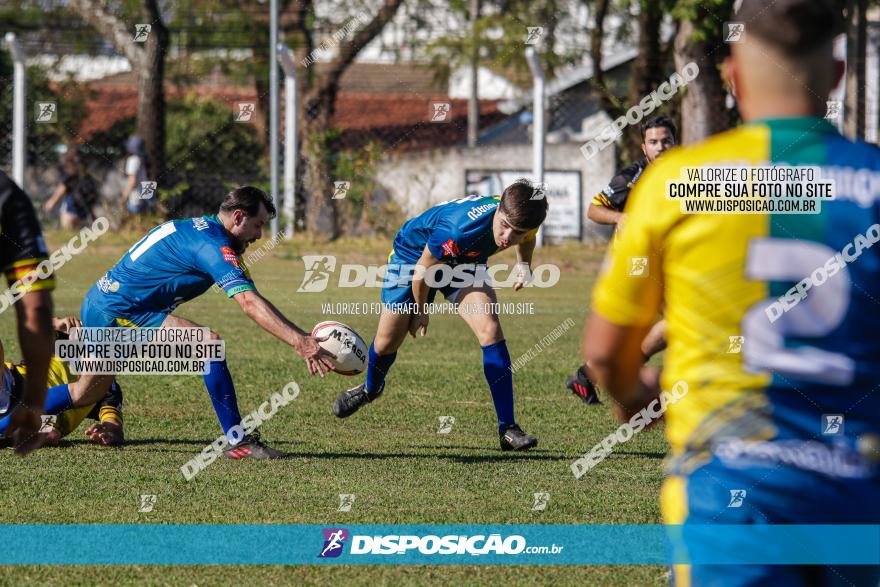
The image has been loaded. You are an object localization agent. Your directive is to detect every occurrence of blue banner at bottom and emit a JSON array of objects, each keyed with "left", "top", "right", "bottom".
[{"left": 0, "top": 525, "right": 877, "bottom": 565}]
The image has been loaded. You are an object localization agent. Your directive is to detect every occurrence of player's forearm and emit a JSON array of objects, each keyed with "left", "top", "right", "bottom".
[
  {"left": 16, "top": 291, "right": 54, "bottom": 409},
  {"left": 516, "top": 238, "right": 535, "bottom": 265},
  {"left": 593, "top": 363, "right": 661, "bottom": 423},
  {"left": 582, "top": 312, "right": 653, "bottom": 422},
  {"left": 411, "top": 273, "right": 431, "bottom": 313},
  {"left": 588, "top": 204, "right": 622, "bottom": 225},
  {"left": 240, "top": 292, "right": 308, "bottom": 349},
  {"left": 120, "top": 177, "right": 136, "bottom": 204},
  {"left": 45, "top": 187, "right": 65, "bottom": 209},
  {"left": 411, "top": 247, "right": 440, "bottom": 313}
]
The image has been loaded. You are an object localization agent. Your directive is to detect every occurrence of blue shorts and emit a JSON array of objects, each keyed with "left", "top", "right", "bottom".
[
  {"left": 81, "top": 285, "right": 168, "bottom": 328},
  {"left": 665, "top": 456, "right": 880, "bottom": 586},
  {"left": 380, "top": 250, "right": 465, "bottom": 311}
]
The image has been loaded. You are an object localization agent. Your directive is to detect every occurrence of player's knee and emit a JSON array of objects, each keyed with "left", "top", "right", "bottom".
[
  {"left": 208, "top": 330, "right": 221, "bottom": 341},
  {"left": 372, "top": 336, "right": 399, "bottom": 356},
  {"left": 473, "top": 319, "right": 503, "bottom": 346}
]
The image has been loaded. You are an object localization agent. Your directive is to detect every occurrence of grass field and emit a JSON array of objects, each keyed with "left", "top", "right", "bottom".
[{"left": 0, "top": 229, "right": 669, "bottom": 586}]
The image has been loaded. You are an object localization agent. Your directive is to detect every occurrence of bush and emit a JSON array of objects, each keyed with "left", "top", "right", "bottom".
[{"left": 83, "top": 92, "right": 266, "bottom": 218}]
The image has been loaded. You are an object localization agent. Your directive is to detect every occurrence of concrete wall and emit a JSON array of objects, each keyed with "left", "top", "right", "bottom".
[{"left": 376, "top": 140, "right": 616, "bottom": 242}]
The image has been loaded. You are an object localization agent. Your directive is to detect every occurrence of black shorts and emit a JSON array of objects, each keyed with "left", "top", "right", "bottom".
[{"left": 0, "top": 172, "right": 54, "bottom": 293}]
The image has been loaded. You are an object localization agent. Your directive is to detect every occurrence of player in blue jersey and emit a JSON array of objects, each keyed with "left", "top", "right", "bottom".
[
  {"left": 332, "top": 180, "right": 548, "bottom": 451},
  {"left": 30, "top": 187, "right": 334, "bottom": 459}
]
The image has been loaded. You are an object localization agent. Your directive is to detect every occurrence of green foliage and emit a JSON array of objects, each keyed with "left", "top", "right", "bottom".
[
  {"left": 671, "top": 0, "right": 736, "bottom": 43},
  {"left": 306, "top": 128, "right": 403, "bottom": 235},
  {"left": 82, "top": 93, "right": 265, "bottom": 213},
  {"left": 161, "top": 94, "right": 266, "bottom": 212},
  {"left": 426, "top": 0, "right": 582, "bottom": 88},
  {"left": 165, "top": 93, "right": 264, "bottom": 178},
  {"left": 333, "top": 140, "right": 404, "bottom": 235}
]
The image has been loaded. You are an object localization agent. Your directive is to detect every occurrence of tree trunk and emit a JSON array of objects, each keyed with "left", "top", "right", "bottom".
[
  {"left": 297, "top": 0, "right": 404, "bottom": 238},
  {"left": 673, "top": 18, "right": 729, "bottom": 144},
  {"left": 301, "top": 91, "right": 336, "bottom": 238},
  {"left": 845, "top": 0, "right": 867, "bottom": 139},
  {"left": 589, "top": 0, "right": 621, "bottom": 117},
  {"left": 627, "top": 0, "right": 663, "bottom": 160},
  {"left": 139, "top": 0, "right": 168, "bottom": 182}
]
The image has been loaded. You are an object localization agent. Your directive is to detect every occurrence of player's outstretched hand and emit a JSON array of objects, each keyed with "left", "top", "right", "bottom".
[
  {"left": 409, "top": 313, "right": 429, "bottom": 338},
  {"left": 6, "top": 406, "right": 48, "bottom": 456},
  {"left": 513, "top": 262, "right": 532, "bottom": 292},
  {"left": 297, "top": 335, "right": 336, "bottom": 377},
  {"left": 85, "top": 421, "right": 124, "bottom": 446}
]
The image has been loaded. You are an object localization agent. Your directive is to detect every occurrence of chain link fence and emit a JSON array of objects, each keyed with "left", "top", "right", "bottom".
[{"left": 1, "top": 22, "right": 742, "bottom": 239}]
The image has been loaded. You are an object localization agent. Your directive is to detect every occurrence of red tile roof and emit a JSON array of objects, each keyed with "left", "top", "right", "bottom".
[
  {"left": 74, "top": 83, "right": 502, "bottom": 151},
  {"left": 330, "top": 92, "right": 502, "bottom": 150}
]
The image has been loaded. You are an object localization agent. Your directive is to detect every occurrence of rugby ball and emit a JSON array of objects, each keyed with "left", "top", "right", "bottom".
[{"left": 311, "top": 321, "right": 368, "bottom": 376}]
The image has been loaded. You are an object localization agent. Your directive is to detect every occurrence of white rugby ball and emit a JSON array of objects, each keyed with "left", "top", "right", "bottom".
[{"left": 311, "top": 321, "right": 368, "bottom": 376}]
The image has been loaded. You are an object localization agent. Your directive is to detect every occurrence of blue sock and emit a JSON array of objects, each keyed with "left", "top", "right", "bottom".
[
  {"left": 365, "top": 341, "right": 396, "bottom": 396},
  {"left": 481, "top": 340, "right": 516, "bottom": 433},
  {"left": 203, "top": 359, "right": 243, "bottom": 437},
  {"left": 0, "top": 383, "right": 73, "bottom": 436}
]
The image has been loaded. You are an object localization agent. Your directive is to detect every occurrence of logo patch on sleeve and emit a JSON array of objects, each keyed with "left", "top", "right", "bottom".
[
  {"left": 441, "top": 239, "right": 460, "bottom": 257},
  {"left": 220, "top": 246, "right": 240, "bottom": 268}
]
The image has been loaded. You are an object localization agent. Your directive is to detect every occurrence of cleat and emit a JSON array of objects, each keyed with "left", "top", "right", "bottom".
[
  {"left": 499, "top": 424, "right": 538, "bottom": 451},
  {"left": 332, "top": 383, "right": 381, "bottom": 418},
  {"left": 223, "top": 431, "right": 287, "bottom": 460},
  {"left": 566, "top": 366, "right": 601, "bottom": 405}
]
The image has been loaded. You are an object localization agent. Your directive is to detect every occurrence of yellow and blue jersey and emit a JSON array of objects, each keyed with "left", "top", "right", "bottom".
[
  {"left": 593, "top": 117, "right": 880, "bottom": 562},
  {"left": 83, "top": 215, "right": 255, "bottom": 327},
  {"left": 595, "top": 117, "right": 880, "bottom": 457},
  {"left": 1, "top": 356, "right": 123, "bottom": 439}
]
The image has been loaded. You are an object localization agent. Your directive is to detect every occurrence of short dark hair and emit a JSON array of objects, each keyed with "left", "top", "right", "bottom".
[
  {"left": 499, "top": 179, "right": 548, "bottom": 230},
  {"left": 641, "top": 116, "right": 677, "bottom": 141},
  {"left": 736, "top": 0, "right": 843, "bottom": 56},
  {"left": 219, "top": 186, "right": 276, "bottom": 218}
]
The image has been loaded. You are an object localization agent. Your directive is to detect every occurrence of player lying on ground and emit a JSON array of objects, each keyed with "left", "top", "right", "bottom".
[
  {"left": 584, "top": 1, "right": 880, "bottom": 584},
  {"left": 26, "top": 187, "right": 334, "bottom": 459},
  {"left": 332, "top": 180, "right": 548, "bottom": 451},
  {"left": 567, "top": 116, "right": 675, "bottom": 405},
  {"left": 0, "top": 316, "right": 124, "bottom": 447}
]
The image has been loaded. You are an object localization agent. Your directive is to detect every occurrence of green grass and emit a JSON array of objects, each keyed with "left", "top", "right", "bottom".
[{"left": 0, "top": 231, "right": 668, "bottom": 586}]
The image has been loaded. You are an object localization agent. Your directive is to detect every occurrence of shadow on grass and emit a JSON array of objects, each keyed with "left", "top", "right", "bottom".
[
  {"left": 607, "top": 450, "right": 666, "bottom": 460},
  {"left": 52, "top": 439, "right": 663, "bottom": 462}
]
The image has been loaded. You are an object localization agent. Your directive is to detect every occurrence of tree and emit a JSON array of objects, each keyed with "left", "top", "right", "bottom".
[
  {"left": 671, "top": 0, "right": 735, "bottom": 144},
  {"left": 296, "top": 0, "right": 405, "bottom": 239},
  {"left": 67, "top": 0, "right": 169, "bottom": 181},
  {"left": 844, "top": 0, "right": 867, "bottom": 139},
  {"left": 166, "top": 0, "right": 312, "bottom": 156},
  {"left": 626, "top": 0, "right": 673, "bottom": 159}
]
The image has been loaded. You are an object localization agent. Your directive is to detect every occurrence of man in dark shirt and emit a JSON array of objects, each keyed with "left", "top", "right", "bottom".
[{"left": 568, "top": 117, "right": 676, "bottom": 404}]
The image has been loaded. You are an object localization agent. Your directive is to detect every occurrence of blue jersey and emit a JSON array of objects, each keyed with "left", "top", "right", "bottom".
[
  {"left": 392, "top": 195, "right": 502, "bottom": 265},
  {"left": 89, "top": 215, "right": 255, "bottom": 319}
]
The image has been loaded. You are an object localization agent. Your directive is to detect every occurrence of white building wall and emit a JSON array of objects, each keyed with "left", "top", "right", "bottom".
[{"left": 376, "top": 141, "right": 615, "bottom": 242}]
